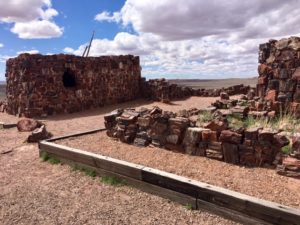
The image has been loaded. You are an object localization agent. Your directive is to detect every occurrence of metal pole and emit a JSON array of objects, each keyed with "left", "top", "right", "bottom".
[{"left": 86, "top": 31, "right": 95, "bottom": 57}]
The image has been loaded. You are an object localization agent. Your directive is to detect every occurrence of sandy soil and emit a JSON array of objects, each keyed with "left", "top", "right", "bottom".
[{"left": 0, "top": 96, "right": 240, "bottom": 225}]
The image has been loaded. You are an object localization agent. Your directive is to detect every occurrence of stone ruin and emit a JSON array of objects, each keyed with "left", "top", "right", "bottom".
[
  {"left": 257, "top": 36, "right": 300, "bottom": 116},
  {"left": 104, "top": 100, "right": 300, "bottom": 177},
  {"left": 140, "top": 78, "right": 250, "bottom": 102},
  {"left": 5, "top": 54, "right": 141, "bottom": 117},
  {"left": 4, "top": 53, "right": 250, "bottom": 117},
  {"left": 103, "top": 36, "right": 300, "bottom": 178}
]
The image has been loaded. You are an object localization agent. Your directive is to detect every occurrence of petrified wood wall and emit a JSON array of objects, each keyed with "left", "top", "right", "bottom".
[
  {"left": 257, "top": 36, "right": 300, "bottom": 114},
  {"left": 6, "top": 54, "right": 141, "bottom": 117}
]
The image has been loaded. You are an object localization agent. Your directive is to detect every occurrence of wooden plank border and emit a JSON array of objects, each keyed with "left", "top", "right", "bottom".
[
  {"left": 45, "top": 128, "right": 106, "bottom": 142},
  {"left": 39, "top": 130, "right": 300, "bottom": 225},
  {"left": 0, "top": 122, "right": 17, "bottom": 129}
]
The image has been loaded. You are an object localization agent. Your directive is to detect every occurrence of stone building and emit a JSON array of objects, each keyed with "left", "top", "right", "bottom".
[{"left": 5, "top": 54, "right": 141, "bottom": 117}]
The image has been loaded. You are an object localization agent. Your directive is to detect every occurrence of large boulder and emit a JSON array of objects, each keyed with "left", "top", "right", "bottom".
[{"left": 17, "top": 119, "right": 43, "bottom": 132}]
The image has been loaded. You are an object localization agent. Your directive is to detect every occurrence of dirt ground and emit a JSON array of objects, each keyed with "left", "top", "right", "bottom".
[
  {"left": 0, "top": 97, "right": 242, "bottom": 225},
  {"left": 57, "top": 131, "right": 300, "bottom": 209}
]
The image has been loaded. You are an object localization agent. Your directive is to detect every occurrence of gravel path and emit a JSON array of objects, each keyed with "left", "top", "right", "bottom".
[
  {"left": 57, "top": 131, "right": 300, "bottom": 209},
  {"left": 0, "top": 97, "right": 240, "bottom": 225}
]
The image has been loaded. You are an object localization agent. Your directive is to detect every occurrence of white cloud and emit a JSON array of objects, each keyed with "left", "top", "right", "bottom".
[
  {"left": 95, "top": 11, "right": 121, "bottom": 23},
  {"left": 41, "top": 8, "right": 59, "bottom": 20},
  {"left": 117, "top": 0, "right": 299, "bottom": 41},
  {"left": 17, "top": 50, "right": 39, "bottom": 55},
  {"left": 70, "top": 0, "right": 300, "bottom": 79},
  {"left": 11, "top": 20, "right": 63, "bottom": 39},
  {"left": 0, "top": 49, "right": 40, "bottom": 64},
  {"left": 0, "top": 43, "right": 3, "bottom": 48},
  {"left": 0, "top": 54, "right": 13, "bottom": 63},
  {"left": 63, "top": 47, "right": 75, "bottom": 54},
  {"left": 0, "top": 0, "right": 63, "bottom": 39}
]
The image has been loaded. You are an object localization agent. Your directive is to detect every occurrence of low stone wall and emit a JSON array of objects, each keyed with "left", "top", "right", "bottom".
[
  {"left": 257, "top": 36, "right": 300, "bottom": 115},
  {"left": 140, "top": 78, "right": 251, "bottom": 102},
  {"left": 104, "top": 105, "right": 300, "bottom": 174},
  {"left": 6, "top": 54, "right": 141, "bottom": 117}
]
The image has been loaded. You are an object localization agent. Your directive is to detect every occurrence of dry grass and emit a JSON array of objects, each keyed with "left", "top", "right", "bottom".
[{"left": 245, "top": 113, "right": 300, "bottom": 134}]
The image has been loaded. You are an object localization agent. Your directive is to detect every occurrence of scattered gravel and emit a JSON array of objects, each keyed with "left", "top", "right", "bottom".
[
  {"left": 0, "top": 97, "right": 242, "bottom": 225},
  {"left": 57, "top": 131, "right": 300, "bottom": 209}
]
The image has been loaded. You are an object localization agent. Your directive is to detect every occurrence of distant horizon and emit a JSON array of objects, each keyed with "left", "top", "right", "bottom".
[{"left": 0, "top": 76, "right": 258, "bottom": 84}]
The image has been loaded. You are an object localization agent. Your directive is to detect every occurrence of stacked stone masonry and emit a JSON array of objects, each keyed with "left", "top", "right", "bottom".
[
  {"left": 141, "top": 78, "right": 250, "bottom": 102},
  {"left": 257, "top": 36, "right": 300, "bottom": 116},
  {"left": 104, "top": 105, "right": 300, "bottom": 176},
  {"left": 5, "top": 53, "right": 251, "bottom": 117},
  {"left": 5, "top": 54, "right": 141, "bottom": 117}
]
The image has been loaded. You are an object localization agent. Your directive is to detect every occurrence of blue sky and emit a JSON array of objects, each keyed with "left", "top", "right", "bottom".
[
  {"left": 1, "top": 0, "right": 300, "bottom": 81},
  {"left": 0, "top": 0, "right": 125, "bottom": 80}
]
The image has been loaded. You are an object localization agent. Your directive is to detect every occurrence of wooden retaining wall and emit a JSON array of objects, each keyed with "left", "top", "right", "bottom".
[{"left": 39, "top": 129, "right": 300, "bottom": 225}]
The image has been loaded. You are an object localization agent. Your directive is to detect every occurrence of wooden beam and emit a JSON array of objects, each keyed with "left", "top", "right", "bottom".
[
  {"left": 0, "top": 122, "right": 17, "bottom": 129},
  {"left": 44, "top": 128, "right": 105, "bottom": 142}
]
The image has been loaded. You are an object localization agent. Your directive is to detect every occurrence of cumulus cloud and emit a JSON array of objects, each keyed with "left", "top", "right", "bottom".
[
  {"left": 94, "top": 11, "right": 121, "bottom": 23},
  {"left": 63, "top": 47, "right": 75, "bottom": 54},
  {"left": 0, "top": 0, "right": 63, "bottom": 39},
  {"left": 0, "top": 49, "right": 39, "bottom": 64},
  {"left": 117, "top": 0, "right": 299, "bottom": 41},
  {"left": 11, "top": 20, "right": 63, "bottom": 39},
  {"left": 70, "top": 0, "right": 300, "bottom": 79},
  {"left": 0, "top": 43, "right": 3, "bottom": 48}
]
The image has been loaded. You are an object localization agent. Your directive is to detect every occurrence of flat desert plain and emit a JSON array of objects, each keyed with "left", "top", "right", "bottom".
[{"left": 168, "top": 77, "right": 257, "bottom": 89}]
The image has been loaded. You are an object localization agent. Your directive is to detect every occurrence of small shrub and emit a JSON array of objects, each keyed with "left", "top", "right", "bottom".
[
  {"left": 197, "top": 111, "right": 214, "bottom": 125},
  {"left": 48, "top": 157, "right": 61, "bottom": 165},
  {"left": 282, "top": 145, "right": 292, "bottom": 154},
  {"left": 41, "top": 152, "right": 60, "bottom": 164},
  {"left": 72, "top": 165, "right": 97, "bottom": 178},
  {"left": 228, "top": 116, "right": 244, "bottom": 130},
  {"left": 184, "top": 203, "right": 194, "bottom": 210},
  {"left": 41, "top": 152, "right": 49, "bottom": 162},
  {"left": 101, "top": 176, "right": 126, "bottom": 186}
]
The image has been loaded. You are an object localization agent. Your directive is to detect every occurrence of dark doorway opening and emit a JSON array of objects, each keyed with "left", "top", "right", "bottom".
[{"left": 63, "top": 69, "right": 76, "bottom": 88}]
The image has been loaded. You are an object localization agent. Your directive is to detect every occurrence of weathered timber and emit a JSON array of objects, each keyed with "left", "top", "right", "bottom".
[{"left": 0, "top": 122, "right": 17, "bottom": 129}]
